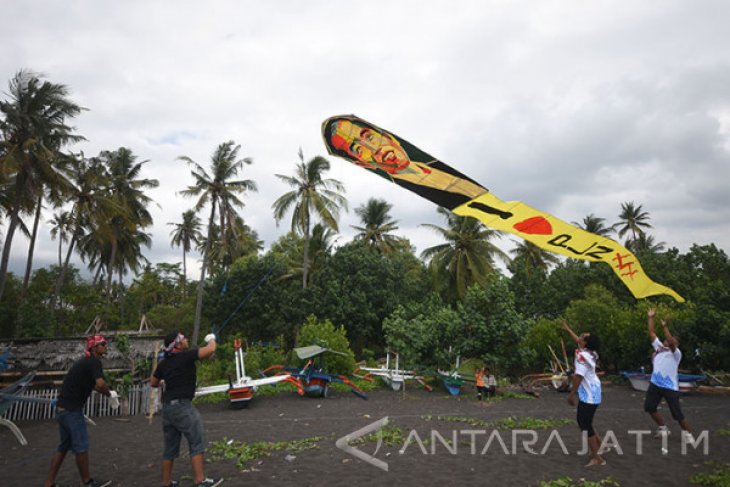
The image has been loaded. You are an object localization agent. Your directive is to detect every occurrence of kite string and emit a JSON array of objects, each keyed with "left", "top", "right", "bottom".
[{"left": 212, "top": 266, "right": 275, "bottom": 337}]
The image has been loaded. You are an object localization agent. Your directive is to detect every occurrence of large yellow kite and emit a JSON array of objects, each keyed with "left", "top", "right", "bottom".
[{"left": 322, "top": 115, "right": 684, "bottom": 303}]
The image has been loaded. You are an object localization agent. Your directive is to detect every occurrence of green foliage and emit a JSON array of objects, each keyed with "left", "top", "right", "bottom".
[
  {"left": 196, "top": 336, "right": 287, "bottom": 387},
  {"left": 145, "top": 302, "right": 196, "bottom": 336},
  {"left": 203, "top": 253, "right": 306, "bottom": 347},
  {"left": 690, "top": 461, "right": 730, "bottom": 487},
  {"left": 208, "top": 435, "right": 324, "bottom": 470},
  {"left": 383, "top": 278, "right": 530, "bottom": 373},
  {"left": 454, "top": 279, "right": 532, "bottom": 371},
  {"left": 297, "top": 315, "right": 356, "bottom": 374},
  {"left": 309, "top": 241, "right": 430, "bottom": 353},
  {"left": 382, "top": 294, "right": 457, "bottom": 369},
  {"left": 523, "top": 317, "right": 565, "bottom": 370},
  {"left": 540, "top": 476, "right": 621, "bottom": 487},
  {"left": 330, "top": 377, "right": 382, "bottom": 393}
]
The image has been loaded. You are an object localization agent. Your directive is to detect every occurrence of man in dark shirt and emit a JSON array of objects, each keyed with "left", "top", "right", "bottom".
[
  {"left": 44, "top": 335, "right": 114, "bottom": 487},
  {"left": 151, "top": 331, "right": 220, "bottom": 487}
]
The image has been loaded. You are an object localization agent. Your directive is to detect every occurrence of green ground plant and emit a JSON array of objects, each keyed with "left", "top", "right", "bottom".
[
  {"left": 539, "top": 476, "right": 620, "bottom": 487},
  {"left": 426, "top": 415, "right": 572, "bottom": 430},
  {"left": 690, "top": 461, "right": 730, "bottom": 487},
  {"left": 208, "top": 436, "right": 324, "bottom": 470}
]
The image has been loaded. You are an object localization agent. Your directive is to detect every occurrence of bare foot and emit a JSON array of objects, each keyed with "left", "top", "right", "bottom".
[{"left": 585, "top": 457, "right": 606, "bottom": 467}]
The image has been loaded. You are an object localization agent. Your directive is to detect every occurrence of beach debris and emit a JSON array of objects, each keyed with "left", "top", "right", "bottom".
[{"left": 285, "top": 454, "right": 297, "bottom": 462}]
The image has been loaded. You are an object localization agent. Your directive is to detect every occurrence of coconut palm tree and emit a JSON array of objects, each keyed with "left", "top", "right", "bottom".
[
  {"left": 49, "top": 211, "right": 72, "bottom": 267},
  {"left": 352, "top": 198, "right": 405, "bottom": 254},
  {"left": 627, "top": 233, "right": 666, "bottom": 254},
  {"left": 99, "top": 147, "right": 158, "bottom": 293},
  {"left": 169, "top": 209, "right": 202, "bottom": 300},
  {"left": 615, "top": 202, "right": 652, "bottom": 242},
  {"left": 179, "top": 141, "right": 257, "bottom": 343},
  {"left": 196, "top": 215, "right": 262, "bottom": 277},
  {"left": 509, "top": 240, "right": 560, "bottom": 276},
  {"left": 0, "top": 70, "right": 85, "bottom": 302},
  {"left": 53, "top": 154, "right": 117, "bottom": 309},
  {"left": 272, "top": 148, "right": 347, "bottom": 288},
  {"left": 572, "top": 214, "right": 614, "bottom": 237},
  {"left": 421, "top": 207, "right": 510, "bottom": 300},
  {"left": 271, "top": 224, "right": 338, "bottom": 284}
]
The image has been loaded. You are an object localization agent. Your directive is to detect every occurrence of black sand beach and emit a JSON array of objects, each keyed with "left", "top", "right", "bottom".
[{"left": 2, "top": 385, "right": 728, "bottom": 486}]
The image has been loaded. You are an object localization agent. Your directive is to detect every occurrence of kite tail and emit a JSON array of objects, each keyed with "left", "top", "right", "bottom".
[{"left": 453, "top": 192, "right": 684, "bottom": 303}]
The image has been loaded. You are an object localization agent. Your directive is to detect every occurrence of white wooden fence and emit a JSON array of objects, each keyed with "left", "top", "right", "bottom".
[{"left": 1, "top": 385, "right": 160, "bottom": 421}]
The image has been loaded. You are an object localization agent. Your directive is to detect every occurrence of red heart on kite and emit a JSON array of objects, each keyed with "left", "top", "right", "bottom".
[{"left": 513, "top": 216, "right": 552, "bottom": 235}]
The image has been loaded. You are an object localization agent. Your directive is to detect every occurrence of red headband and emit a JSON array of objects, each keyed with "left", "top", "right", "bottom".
[{"left": 85, "top": 335, "right": 107, "bottom": 357}]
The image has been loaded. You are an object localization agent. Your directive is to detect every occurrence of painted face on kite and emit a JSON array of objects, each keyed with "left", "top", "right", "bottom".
[{"left": 332, "top": 120, "right": 410, "bottom": 174}]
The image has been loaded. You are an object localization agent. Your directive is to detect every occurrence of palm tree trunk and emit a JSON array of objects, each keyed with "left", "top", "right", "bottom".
[
  {"left": 54, "top": 230, "right": 78, "bottom": 309},
  {"left": 192, "top": 202, "right": 216, "bottom": 344},
  {"left": 20, "top": 193, "right": 44, "bottom": 302},
  {"left": 58, "top": 231, "right": 63, "bottom": 268},
  {"left": 182, "top": 247, "right": 187, "bottom": 301},
  {"left": 93, "top": 265, "right": 103, "bottom": 286},
  {"left": 107, "top": 240, "right": 118, "bottom": 301},
  {"left": 118, "top": 269, "right": 125, "bottom": 323},
  {"left": 0, "top": 211, "right": 21, "bottom": 304},
  {"left": 301, "top": 218, "right": 310, "bottom": 289}
]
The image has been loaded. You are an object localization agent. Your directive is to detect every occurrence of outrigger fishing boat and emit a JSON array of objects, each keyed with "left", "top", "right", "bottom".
[
  {"left": 196, "top": 339, "right": 298, "bottom": 408},
  {"left": 264, "top": 345, "right": 367, "bottom": 399},
  {"left": 1, "top": 371, "right": 57, "bottom": 444},
  {"left": 620, "top": 371, "right": 705, "bottom": 393},
  {"left": 354, "top": 351, "right": 432, "bottom": 392},
  {"left": 437, "top": 356, "right": 471, "bottom": 396}
]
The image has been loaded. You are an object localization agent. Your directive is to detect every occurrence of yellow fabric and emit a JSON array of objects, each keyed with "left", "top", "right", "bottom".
[{"left": 453, "top": 192, "right": 684, "bottom": 302}]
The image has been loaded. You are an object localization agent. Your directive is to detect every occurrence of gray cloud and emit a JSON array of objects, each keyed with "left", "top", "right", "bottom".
[{"left": 3, "top": 0, "right": 729, "bottom": 281}]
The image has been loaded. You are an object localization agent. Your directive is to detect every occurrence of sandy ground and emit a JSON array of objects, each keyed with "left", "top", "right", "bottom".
[{"left": 1, "top": 384, "right": 728, "bottom": 486}]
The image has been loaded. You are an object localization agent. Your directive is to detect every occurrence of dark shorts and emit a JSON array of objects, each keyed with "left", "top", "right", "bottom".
[
  {"left": 477, "top": 386, "right": 496, "bottom": 396},
  {"left": 644, "top": 382, "right": 684, "bottom": 421},
  {"left": 162, "top": 399, "right": 206, "bottom": 460},
  {"left": 577, "top": 401, "right": 599, "bottom": 437},
  {"left": 57, "top": 409, "right": 89, "bottom": 454}
]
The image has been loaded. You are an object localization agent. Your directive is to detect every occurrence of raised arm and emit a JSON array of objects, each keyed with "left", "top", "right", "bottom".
[
  {"left": 661, "top": 317, "right": 678, "bottom": 352},
  {"left": 560, "top": 320, "right": 581, "bottom": 346},
  {"left": 198, "top": 334, "right": 217, "bottom": 360},
  {"left": 647, "top": 308, "right": 658, "bottom": 342}
]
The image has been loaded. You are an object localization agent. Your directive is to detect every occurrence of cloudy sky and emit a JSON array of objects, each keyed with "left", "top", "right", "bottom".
[{"left": 2, "top": 0, "right": 729, "bottom": 279}]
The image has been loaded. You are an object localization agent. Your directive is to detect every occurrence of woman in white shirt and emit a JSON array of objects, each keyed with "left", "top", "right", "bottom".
[{"left": 561, "top": 320, "right": 606, "bottom": 467}]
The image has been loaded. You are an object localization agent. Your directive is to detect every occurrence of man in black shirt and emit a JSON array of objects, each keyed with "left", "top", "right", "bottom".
[
  {"left": 151, "top": 331, "right": 220, "bottom": 487},
  {"left": 44, "top": 335, "right": 114, "bottom": 487}
]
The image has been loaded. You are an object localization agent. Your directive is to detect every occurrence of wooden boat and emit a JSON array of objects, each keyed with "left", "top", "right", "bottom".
[
  {"left": 355, "top": 351, "right": 431, "bottom": 392},
  {"left": 196, "top": 339, "right": 297, "bottom": 408},
  {"left": 621, "top": 371, "right": 705, "bottom": 393}
]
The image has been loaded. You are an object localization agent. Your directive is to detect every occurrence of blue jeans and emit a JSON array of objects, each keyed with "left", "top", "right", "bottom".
[
  {"left": 162, "top": 399, "right": 206, "bottom": 460},
  {"left": 57, "top": 409, "right": 89, "bottom": 454}
]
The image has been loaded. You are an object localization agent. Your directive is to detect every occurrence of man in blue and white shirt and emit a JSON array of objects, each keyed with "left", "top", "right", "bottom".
[{"left": 644, "top": 308, "right": 693, "bottom": 441}]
